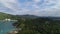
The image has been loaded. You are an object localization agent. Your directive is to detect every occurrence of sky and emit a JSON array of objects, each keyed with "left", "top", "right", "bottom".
[{"left": 0, "top": 0, "right": 60, "bottom": 17}]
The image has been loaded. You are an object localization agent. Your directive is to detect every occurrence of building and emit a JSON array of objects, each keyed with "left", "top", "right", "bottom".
[{"left": 4, "top": 18, "right": 11, "bottom": 21}]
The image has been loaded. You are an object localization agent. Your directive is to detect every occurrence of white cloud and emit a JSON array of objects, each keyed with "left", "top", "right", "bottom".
[
  {"left": 33, "top": 0, "right": 40, "bottom": 3},
  {"left": 0, "top": 0, "right": 60, "bottom": 16}
]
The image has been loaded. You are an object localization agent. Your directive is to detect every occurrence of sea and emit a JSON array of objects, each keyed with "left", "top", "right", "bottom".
[{"left": 0, "top": 21, "right": 16, "bottom": 34}]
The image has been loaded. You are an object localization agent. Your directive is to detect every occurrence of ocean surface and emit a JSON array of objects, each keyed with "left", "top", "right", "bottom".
[{"left": 0, "top": 21, "right": 16, "bottom": 34}]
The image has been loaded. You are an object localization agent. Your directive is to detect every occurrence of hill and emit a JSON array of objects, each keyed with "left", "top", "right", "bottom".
[
  {"left": 0, "top": 12, "right": 39, "bottom": 20},
  {"left": 16, "top": 15, "right": 39, "bottom": 19},
  {"left": 1, "top": 12, "right": 60, "bottom": 34},
  {"left": 0, "top": 12, "right": 60, "bottom": 20},
  {"left": 0, "top": 12, "right": 13, "bottom": 20}
]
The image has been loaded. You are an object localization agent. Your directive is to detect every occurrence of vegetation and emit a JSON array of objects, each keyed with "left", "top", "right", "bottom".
[
  {"left": 14, "top": 17, "right": 60, "bottom": 34},
  {"left": 0, "top": 12, "right": 60, "bottom": 34}
]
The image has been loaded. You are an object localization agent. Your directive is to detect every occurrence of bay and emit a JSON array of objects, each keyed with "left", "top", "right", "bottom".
[{"left": 0, "top": 21, "right": 16, "bottom": 34}]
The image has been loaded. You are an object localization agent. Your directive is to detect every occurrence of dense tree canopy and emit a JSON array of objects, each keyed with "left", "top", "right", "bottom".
[{"left": 13, "top": 17, "right": 60, "bottom": 34}]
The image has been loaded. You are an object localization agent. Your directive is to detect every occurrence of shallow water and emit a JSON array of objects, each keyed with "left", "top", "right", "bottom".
[{"left": 0, "top": 21, "right": 16, "bottom": 34}]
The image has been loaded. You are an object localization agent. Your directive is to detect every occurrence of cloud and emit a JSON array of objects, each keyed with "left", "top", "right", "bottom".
[
  {"left": 0, "top": 0, "right": 60, "bottom": 17},
  {"left": 33, "top": 0, "right": 41, "bottom": 3}
]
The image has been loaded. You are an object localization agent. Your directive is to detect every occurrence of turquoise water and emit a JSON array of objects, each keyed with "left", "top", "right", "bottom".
[{"left": 0, "top": 21, "right": 16, "bottom": 34}]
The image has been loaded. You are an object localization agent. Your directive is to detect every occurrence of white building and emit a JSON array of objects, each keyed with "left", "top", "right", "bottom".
[{"left": 4, "top": 18, "right": 11, "bottom": 21}]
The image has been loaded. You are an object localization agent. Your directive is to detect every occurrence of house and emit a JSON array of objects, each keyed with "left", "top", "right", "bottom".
[{"left": 4, "top": 18, "right": 11, "bottom": 21}]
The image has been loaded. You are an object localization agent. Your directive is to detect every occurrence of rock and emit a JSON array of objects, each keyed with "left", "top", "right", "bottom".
[{"left": 7, "top": 30, "right": 18, "bottom": 34}]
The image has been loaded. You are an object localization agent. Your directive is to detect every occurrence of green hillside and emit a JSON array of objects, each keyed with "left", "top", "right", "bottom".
[
  {"left": 16, "top": 15, "right": 38, "bottom": 19},
  {"left": 1, "top": 12, "right": 60, "bottom": 34},
  {"left": 0, "top": 12, "right": 13, "bottom": 20},
  {"left": 0, "top": 12, "right": 38, "bottom": 20}
]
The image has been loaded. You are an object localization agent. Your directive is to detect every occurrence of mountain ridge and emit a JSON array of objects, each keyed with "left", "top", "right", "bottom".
[{"left": 0, "top": 12, "right": 60, "bottom": 20}]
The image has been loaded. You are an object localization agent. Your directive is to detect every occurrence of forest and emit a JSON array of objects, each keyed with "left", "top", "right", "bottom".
[
  {"left": 13, "top": 17, "right": 60, "bottom": 34},
  {"left": 0, "top": 12, "right": 60, "bottom": 34}
]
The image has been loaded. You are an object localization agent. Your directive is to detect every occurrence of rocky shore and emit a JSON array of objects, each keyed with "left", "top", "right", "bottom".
[
  {"left": 7, "top": 28, "right": 22, "bottom": 34},
  {"left": 6, "top": 30, "right": 18, "bottom": 34}
]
